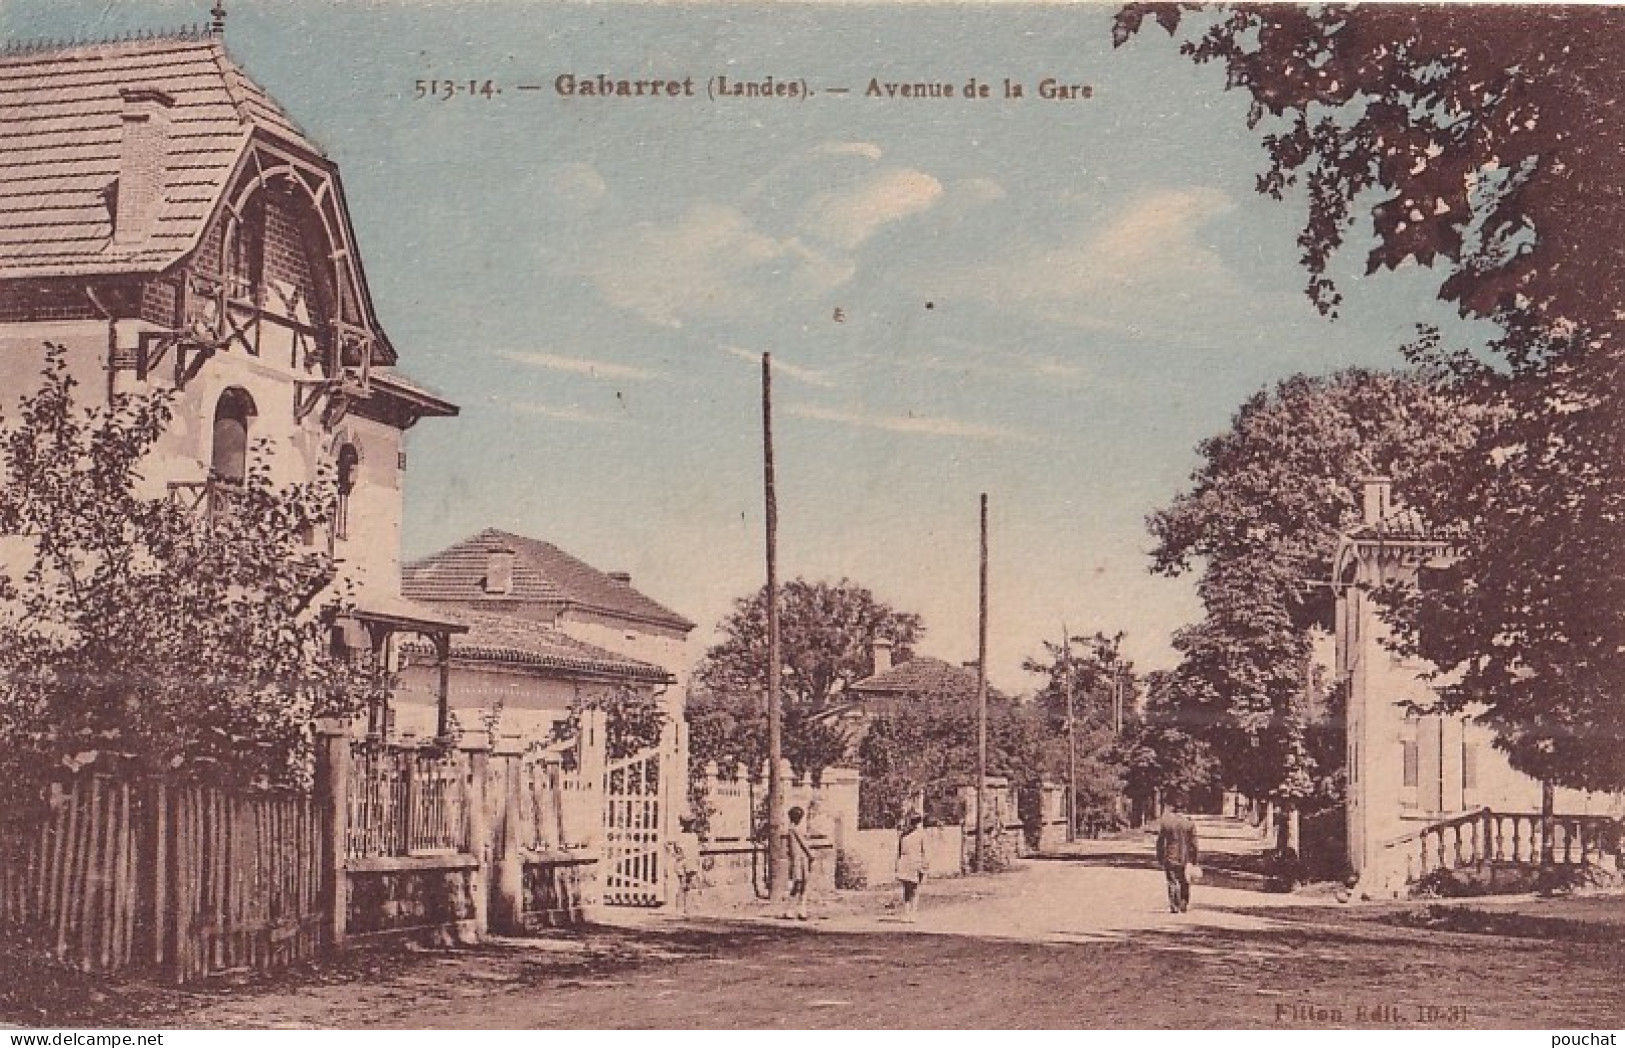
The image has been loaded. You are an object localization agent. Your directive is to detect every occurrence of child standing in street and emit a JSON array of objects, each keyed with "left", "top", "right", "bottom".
[
  {"left": 895, "top": 813, "right": 928, "bottom": 922},
  {"left": 783, "top": 805, "right": 815, "bottom": 920}
]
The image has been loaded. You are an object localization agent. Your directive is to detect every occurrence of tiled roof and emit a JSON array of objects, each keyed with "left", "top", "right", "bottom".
[
  {"left": 402, "top": 528, "right": 696, "bottom": 633},
  {"left": 851, "top": 656, "right": 1003, "bottom": 702},
  {"left": 1346, "top": 505, "right": 1453, "bottom": 543},
  {"left": 0, "top": 33, "right": 321, "bottom": 281},
  {"left": 400, "top": 609, "right": 671, "bottom": 682},
  {"left": 370, "top": 368, "right": 459, "bottom": 418}
]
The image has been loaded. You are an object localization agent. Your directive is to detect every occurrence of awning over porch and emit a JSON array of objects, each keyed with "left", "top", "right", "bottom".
[{"left": 344, "top": 593, "right": 469, "bottom": 740}]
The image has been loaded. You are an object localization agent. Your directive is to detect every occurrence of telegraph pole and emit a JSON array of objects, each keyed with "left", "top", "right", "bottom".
[
  {"left": 1111, "top": 664, "right": 1123, "bottom": 736},
  {"left": 975, "top": 493, "right": 989, "bottom": 873},
  {"left": 762, "top": 354, "right": 785, "bottom": 902},
  {"left": 1062, "top": 625, "right": 1076, "bottom": 843}
]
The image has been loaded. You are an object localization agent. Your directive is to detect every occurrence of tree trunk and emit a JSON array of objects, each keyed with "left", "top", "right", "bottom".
[{"left": 1540, "top": 778, "right": 1556, "bottom": 894}]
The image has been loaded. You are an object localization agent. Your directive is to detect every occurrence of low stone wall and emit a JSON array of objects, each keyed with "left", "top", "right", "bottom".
[
  {"left": 684, "top": 837, "right": 836, "bottom": 908},
  {"left": 518, "top": 852, "right": 598, "bottom": 929},
  {"left": 839, "top": 826, "right": 965, "bottom": 888},
  {"left": 345, "top": 856, "right": 481, "bottom": 942},
  {"left": 1032, "top": 818, "right": 1068, "bottom": 852}
]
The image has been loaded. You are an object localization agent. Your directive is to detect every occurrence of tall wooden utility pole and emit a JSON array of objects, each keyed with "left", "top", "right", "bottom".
[
  {"left": 1062, "top": 625, "right": 1076, "bottom": 843},
  {"left": 762, "top": 353, "right": 785, "bottom": 902},
  {"left": 975, "top": 493, "right": 989, "bottom": 873}
]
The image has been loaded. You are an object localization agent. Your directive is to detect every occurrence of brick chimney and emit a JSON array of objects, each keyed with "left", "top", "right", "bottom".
[
  {"left": 483, "top": 548, "right": 516, "bottom": 595},
  {"left": 114, "top": 87, "right": 175, "bottom": 246},
  {"left": 1360, "top": 476, "right": 1393, "bottom": 525},
  {"left": 871, "top": 638, "right": 894, "bottom": 675}
]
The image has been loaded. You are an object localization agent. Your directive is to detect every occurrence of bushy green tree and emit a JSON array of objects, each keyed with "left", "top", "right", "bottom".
[
  {"left": 694, "top": 578, "right": 924, "bottom": 712},
  {"left": 685, "top": 687, "right": 850, "bottom": 781},
  {"left": 1022, "top": 631, "right": 1135, "bottom": 822},
  {"left": 856, "top": 697, "right": 1052, "bottom": 830},
  {"left": 1146, "top": 368, "right": 1477, "bottom": 842},
  {"left": 0, "top": 347, "right": 382, "bottom": 808},
  {"left": 1117, "top": 4, "right": 1625, "bottom": 825}
]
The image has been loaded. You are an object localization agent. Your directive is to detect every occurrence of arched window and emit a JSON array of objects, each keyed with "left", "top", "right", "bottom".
[
  {"left": 335, "top": 443, "right": 360, "bottom": 540},
  {"left": 211, "top": 388, "right": 257, "bottom": 484}
]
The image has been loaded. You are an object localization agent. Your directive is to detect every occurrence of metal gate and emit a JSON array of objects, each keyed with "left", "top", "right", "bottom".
[{"left": 602, "top": 746, "right": 665, "bottom": 906}]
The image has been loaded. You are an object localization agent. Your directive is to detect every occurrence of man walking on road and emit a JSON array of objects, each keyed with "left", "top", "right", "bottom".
[{"left": 1156, "top": 800, "right": 1199, "bottom": 914}]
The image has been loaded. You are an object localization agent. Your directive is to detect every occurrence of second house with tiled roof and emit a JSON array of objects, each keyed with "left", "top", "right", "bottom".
[{"left": 397, "top": 528, "right": 695, "bottom": 742}]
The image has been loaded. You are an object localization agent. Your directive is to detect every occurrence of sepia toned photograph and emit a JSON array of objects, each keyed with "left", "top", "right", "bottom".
[{"left": 0, "top": 0, "right": 1622, "bottom": 1032}]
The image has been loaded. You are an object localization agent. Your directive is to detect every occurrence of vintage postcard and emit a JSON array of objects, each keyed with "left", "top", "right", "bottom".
[{"left": 0, "top": 0, "right": 1621, "bottom": 1034}]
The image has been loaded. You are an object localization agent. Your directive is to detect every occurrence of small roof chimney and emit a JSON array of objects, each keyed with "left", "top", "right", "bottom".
[
  {"left": 114, "top": 87, "right": 174, "bottom": 246},
  {"left": 607, "top": 571, "right": 632, "bottom": 585},
  {"left": 483, "top": 547, "right": 516, "bottom": 595},
  {"left": 1359, "top": 476, "right": 1393, "bottom": 525},
  {"left": 871, "top": 638, "right": 894, "bottom": 675}
]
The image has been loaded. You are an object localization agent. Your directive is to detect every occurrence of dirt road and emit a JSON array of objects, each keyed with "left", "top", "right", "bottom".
[{"left": 132, "top": 827, "right": 1624, "bottom": 1030}]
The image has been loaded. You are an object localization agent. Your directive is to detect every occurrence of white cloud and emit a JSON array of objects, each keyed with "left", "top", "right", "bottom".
[
  {"left": 813, "top": 141, "right": 883, "bottom": 161},
  {"left": 917, "top": 187, "right": 1240, "bottom": 331},
  {"left": 578, "top": 203, "right": 852, "bottom": 328},
  {"left": 491, "top": 396, "right": 618, "bottom": 425},
  {"left": 1090, "top": 187, "right": 1234, "bottom": 275},
  {"left": 954, "top": 177, "right": 1007, "bottom": 204},
  {"left": 801, "top": 167, "right": 944, "bottom": 249},
  {"left": 787, "top": 402, "right": 1036, "bottom": 443},
  {"left": 551, "top": 162, "right": 609, "bottom": 205},
  {"left": 724, "top": 346, "right": 836, "bottom": 388},
  {"left": 497, "top": 350, "right": 657, "bottom": 382}
]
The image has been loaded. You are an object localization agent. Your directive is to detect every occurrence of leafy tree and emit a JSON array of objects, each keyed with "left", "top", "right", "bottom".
[
  {"left": 1021, "top": 631, "right": 1136, "bottom": 822},
  {"left": 1116, "top": 6, "right": 1625, "bottom": 814},
  {"left": 684, "top": 687, "right": 850, "bottom": 781},
  {"left": 694, "top": 578, "right": 924, "bottom": 712},
  {"left": 1146, "top": 368, "right": 1478, "bottom": 842},
  {"left": 856, "top": 695, "right": 1053, "bottom": 830},
  {"left": 1112, "top": 670, "right": 1221, "bottom": 819},
  {"left": 552, "top": 685, "right": 668, "bottom": 762},
  {"left": 0, "top": 347, "right": 381, "bottom": 807}
]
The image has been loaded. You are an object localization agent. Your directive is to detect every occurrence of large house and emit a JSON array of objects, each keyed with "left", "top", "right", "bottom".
[
  {"left": 1334, "top": 477, "right": 1623, "bottom": 889},
  {"left": 398, "top": 528, "right": 696, "bottom": 741},
  {"left": 0, "top": 26, "right": 464, "bottom": 720}
]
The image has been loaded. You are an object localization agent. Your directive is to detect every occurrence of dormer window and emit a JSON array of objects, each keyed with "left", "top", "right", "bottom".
[{"left": 225, "top": 198, "right": 265, "bottom": 304}]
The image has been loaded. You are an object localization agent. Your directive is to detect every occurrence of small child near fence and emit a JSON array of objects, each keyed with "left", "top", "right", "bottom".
[
  {"left": 665, "top": 839, "right": 700, "bottom": 915},
  {"left": 895, "top": 813, "right": 928, "bottom": 922}
]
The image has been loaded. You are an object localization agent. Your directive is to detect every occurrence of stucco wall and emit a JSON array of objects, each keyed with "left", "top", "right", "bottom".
[{"left": 1344, "top": 554, "right": 1625, "bottom": 878}]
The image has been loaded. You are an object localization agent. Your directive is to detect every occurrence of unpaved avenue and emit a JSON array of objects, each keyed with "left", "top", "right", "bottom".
[{"left": 162, "top": 829, "right": 1625, "bottom": 1030}]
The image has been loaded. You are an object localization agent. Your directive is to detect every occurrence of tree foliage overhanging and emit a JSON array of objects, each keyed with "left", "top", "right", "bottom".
[
  {"left": 1117, "top": 4, "right": 1625, "bottom": 792},
  {"left": 1147, "top": 367, "right": 1480, "bottom": 805},
  {"left": 0, "top": 347, "right": 383, "bottom": 806}
]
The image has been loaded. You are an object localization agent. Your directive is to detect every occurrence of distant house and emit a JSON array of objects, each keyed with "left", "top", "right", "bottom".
[
  {"left": 816, "top": 639, "right": 1003, "bottom": 753},
  {"left": 0, "top": 30, "right": 463, "bottom": 727},
  {"left": 1334, "top": 477, "right": 1623, "bottom": 887},
  {"left": 398, "top": 529, "right": 695, "bottom": 741}
]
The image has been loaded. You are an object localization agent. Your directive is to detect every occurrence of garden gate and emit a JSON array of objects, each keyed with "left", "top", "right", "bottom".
[{"left": 601, "top": 746, "right": 666, "bottom": 906}]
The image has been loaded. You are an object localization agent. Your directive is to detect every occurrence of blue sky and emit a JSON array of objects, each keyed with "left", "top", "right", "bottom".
[{"left": 7, "top": 1, "right": 1493, "bottom": 692}]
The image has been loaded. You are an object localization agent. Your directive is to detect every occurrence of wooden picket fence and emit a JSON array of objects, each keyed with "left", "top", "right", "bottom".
[
  {"left": 165, "top": 785, "right": 325, "bottom": 984},
  {"left": 0, "top": 777, "right": 145, "bottom": 974},
  {"left": 346, "top": 743, "right": 471, "bottom": 859},
  {"left": 0, "top": 776, "right": 326, "bottom": 983}
]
